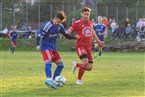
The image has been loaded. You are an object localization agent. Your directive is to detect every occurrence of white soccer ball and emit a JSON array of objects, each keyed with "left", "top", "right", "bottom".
[{"left": 54, "top": 76, "right": 66, "bottom": 87}]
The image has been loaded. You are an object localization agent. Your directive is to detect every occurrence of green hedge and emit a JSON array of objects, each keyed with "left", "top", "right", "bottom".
[{"left": 0, "top": 38, "right": 76, "bottom": 51}]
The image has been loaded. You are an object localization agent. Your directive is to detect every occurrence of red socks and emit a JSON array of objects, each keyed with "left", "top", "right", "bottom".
[{"left": 76, "top": 63, "right": 85, "bottom": 80}]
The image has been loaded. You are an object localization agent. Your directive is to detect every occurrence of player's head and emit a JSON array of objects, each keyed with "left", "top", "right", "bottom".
[
  {"left": 97, "top": 16, "right": 103, "bottom": 23},
  {"left": 81, "top": 7, "right": 91, "bottom": 21},
  {"left": 53, "top": 11, "right": 66, "bottom": 25},
  {"left": 13, "top": 25, "right": 17, "bottom": 31}
]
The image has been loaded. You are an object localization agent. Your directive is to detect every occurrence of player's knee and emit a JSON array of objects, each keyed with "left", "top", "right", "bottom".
[
  {"left": 82, "top": 59, "right": 88, "bottom": 65},
  {"left": 45, "top": 60, "right": 52, "bottom": 64},
  {"left": 85, "top": 63, "right": 93, "bottom": 71},
  {"left": 57, "top": 62, "right": 64, "bottom": 66},
  {"left": 81, "top": 56, "right": 89, "bottom": 65},
  {"left": 85, "top": 66, "right": 92, "bottom": 71}
]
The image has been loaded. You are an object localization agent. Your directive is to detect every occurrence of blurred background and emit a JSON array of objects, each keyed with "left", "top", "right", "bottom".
[
  {"left": 0, "top": 0, "right": 145, "bottom": 29},
  {"left": 0, "top": 0, "right": 145, "bottom": 51}
]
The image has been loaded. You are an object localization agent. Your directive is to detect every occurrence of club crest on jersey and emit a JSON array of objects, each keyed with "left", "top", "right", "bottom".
[{"left": 82, "top": 27, "right": 92, "bottom": 37}]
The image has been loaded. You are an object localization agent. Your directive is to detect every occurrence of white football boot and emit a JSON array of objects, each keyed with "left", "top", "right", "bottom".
[
  {"left": 72, "top": 61, "right": 77, "bottom": 74},
  {"left": 76, "top": 79, "right": 83, "bottom": 85}
]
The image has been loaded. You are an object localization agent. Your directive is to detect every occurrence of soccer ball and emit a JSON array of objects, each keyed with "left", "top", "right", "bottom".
[{"left": 54, "top": 76, "right": 66, "bottom": 87}]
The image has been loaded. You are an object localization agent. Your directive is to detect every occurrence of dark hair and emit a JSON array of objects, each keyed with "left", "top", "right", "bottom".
[
  {"left": 55, "top": 11, "right": 66, "bottom": 22},
  {"left": 81, "top": 7, "right": 91, "bottom": 13}
]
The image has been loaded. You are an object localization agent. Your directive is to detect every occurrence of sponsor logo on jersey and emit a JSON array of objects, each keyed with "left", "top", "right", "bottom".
[{"left": 82, "top": 27, "right": 92, "bottom": 37}]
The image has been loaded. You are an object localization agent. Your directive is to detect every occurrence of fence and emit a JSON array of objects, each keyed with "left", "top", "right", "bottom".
[{"left": 0, "top": 0, "right": 145, "bottom": 30}]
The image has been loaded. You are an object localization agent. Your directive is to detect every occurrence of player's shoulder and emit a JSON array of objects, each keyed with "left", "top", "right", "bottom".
[
  {"left": 102, "top": 24, "right": 106, "bottom": 28},
  {"left": 94, "top": 23, "right": 99, "bottom": 27},
  {"left": 59, "top": 24, "right": 65, "bottom": 29},
  {"left": 74, "top": 20, "right": 81, "bottom": 24},
  {"left": 42, "top": 21, "right": 53, "bottom": 31}
]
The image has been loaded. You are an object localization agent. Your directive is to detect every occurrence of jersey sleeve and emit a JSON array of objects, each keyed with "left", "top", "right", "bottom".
[
  {"left": 36, "top": 23, "right": 50, "bottom": 46},
  {"left": 60, "top": 26, "right": 76, "bottom": 39}
]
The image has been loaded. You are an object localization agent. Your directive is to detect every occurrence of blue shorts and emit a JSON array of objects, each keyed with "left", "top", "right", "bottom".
[{"left": 98, "top": 36, "right": 104, "bottom": 41}]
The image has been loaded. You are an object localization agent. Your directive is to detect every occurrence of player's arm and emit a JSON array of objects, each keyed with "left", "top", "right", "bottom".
[
  {"left": 92, "top": 31, "right": 104, "bottom": 47},
  {"left": 60, "top": 24, "right": 79, "bottom": 39},
  {"left": 66, "top": 21, "right": 76, "bottom": 34},
  {"left": 99, "top": 30, "right": 106, "bottom": 35},
  {"left": 66, "top": 28, "right": 73, "bottom": 34},
  {"left": 36, "top": 29, "right": 47, "bottom": 50},
  {"left": 99, "top": 25, "right": 107, "bottom": 35},
  {"left": 60, "top": 27, "right": 79, "bottom": 39}
]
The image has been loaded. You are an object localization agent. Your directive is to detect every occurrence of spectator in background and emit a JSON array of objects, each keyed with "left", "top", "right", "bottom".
[
  {"left": 108, "top": 19, "right": 112, "bottom": 39},
  {"left": 110, "top": 19, "right": 117, "bottom": 39},
  {"left": 136, "top": 18, "right": 143, "bottom": 41},
  {"left": 125, "top": 23, "right": 132, "bottom": 39},
  {"left": 103, "top": 17, "right": 109, "bottom": 29},
  {"left": 120, "top": 26, "right": 126, "bottom": 39},
  {"left": 112, "top": 25, "right": 121, "bottom": 40},
  {"left": 102, "top": 16, "right": 109, "bottom": 39},
  {"left": 131, "top": 24, "right": 138, "bottom": 39},
  {"left": 140, "top": 21, "right": 145, "bottom": 39},
  {"left": 143, "top": 18, "right": 145, "bottom": 27},
  {"left": 2, "top": 27, "right": 8, "bottom": 38},
  {"left": 124, "top": 18, "right": 130, "bottom": 27},
  {"left": 91, "top": 18, "right": 95, "bottom": 25}
]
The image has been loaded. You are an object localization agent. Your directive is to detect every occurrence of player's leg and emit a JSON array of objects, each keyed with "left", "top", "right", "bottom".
[
  {"left": 98, "top": 46, "right": 102, "bottom": 58},
  {"left": 94, "top": 42, "right": 99, "bottom": 58},
  {"left": 74, "top": 46, "right": 89, "bottom": 84},
  {"left": 10, "top": 42, "right": 16, "bottom": 54},
  {"left": 53, "top": 52, "right": 64, "bottom": 80},
  {"left": 85, "top": 48, "right": 93, "bottom": 71},
  {"left": 76, "top": 56, "right": 88, "bottom": 85},
  {"left": 41, "top": 50, "right": 58, "bottom": 89}
]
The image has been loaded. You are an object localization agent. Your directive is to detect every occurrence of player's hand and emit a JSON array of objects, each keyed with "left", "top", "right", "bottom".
[
  {"left": 99, "top": 41, "right": 104, "bottom": 47},
  {"left": 36, "top": 45, "right": 40, "bottom": 51},
  {"left": 75, "top": 35, "right": 80, "bottom": 39}
]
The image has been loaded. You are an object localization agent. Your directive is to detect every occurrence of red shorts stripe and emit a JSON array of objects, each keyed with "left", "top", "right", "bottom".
[
  {"left": 11, "top": 41, "right": 16, "bottom": 47},
  {"left": 41, "top": 50, "right": 61, "bottom": 62},
  {"left": 76, "top": 46, "right": 93, "bottom": 63}
]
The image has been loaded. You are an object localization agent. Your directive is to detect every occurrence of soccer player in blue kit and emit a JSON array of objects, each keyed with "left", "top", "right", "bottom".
[
  {"left": 36, "top": 11, "right": 78, "bottom": 89},
  {"left": 93, "top": 16, "right": 106, "bottom": 58},
  {"left": 9, "top": 25, "right": 18, "bottom": 54}
]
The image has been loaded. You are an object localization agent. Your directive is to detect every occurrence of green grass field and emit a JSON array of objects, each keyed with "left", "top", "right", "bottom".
[{"left": 0, "top": 51, "right": 145, "bottom": 97}]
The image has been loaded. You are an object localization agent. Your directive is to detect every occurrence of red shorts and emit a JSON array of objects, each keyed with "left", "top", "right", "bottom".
[
  {"left": 11, "top": 41, "right": 16, "bottom": 47},
  {"left": 41, "top": 50, "right": 61, "bottom": 62},
  {"left": 76, "top": 46, "right": 93, "bottom": 63}
]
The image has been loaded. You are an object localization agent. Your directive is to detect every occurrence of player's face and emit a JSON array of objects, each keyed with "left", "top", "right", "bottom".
[
  {"left": 98, "top": 18, "right": 102, "bottom": 23},
  {"left": 54, "top": 18, "right": 62, "bottom": 25},
  {"left": 81, "top": 11, "right": 90, "bottom": 21}
]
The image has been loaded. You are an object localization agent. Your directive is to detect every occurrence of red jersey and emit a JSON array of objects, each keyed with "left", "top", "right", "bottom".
[{"left": 70, "top": 19, "right": 93, "bottom": 48}]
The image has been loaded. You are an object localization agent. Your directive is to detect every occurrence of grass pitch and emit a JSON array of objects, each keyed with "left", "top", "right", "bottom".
[{"left": 0, "top": 51, "right": 145, "bottom": 97}]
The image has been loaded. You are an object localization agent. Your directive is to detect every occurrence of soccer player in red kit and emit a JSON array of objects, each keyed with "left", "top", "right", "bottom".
[{"left": 67, "top": 7, "right": 104, "bottom": 85}]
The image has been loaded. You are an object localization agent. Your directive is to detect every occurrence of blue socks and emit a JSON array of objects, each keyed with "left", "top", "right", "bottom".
[
  {"left": 45, "top": 61, "right": 64, "bottom": 79},
  {"left": 99, "top": 51, "right": 102, "bottom": 57},
  {"left": 95, "top": 48, "right": 98, "bottom": 52},
  {"left": 10, "top": 47, "right": 15, "bottom": 53},
  {"left": 45, "top": 62, "right": 52, "bottom": 78},
  {"left": 53, "top": 62, "right": 64, "bottom": 79}
]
